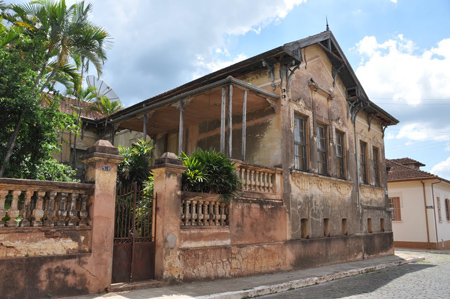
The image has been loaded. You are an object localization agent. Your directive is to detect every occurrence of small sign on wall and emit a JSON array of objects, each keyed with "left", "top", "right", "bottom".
[{"left": 102, "top": 166, "right": 111, "bottom": 172}]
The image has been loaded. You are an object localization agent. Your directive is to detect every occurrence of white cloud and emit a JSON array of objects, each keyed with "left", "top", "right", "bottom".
[
  {"left": 431, "top": 157, "right": 450, "bottom": 180},
  {"left": 355, "top": 35, "right": 450, "bottom": 106},
  {"left": 395, "top": 122, "right": 450, "bottom": 142},
  {"left": 83, "top": 0, "right": 307, "bottom": 106},
  {"left": 390, "top": 0, "right": 398, "bottom": 3},
  {"left": 192, "top": 53, "right": 248, "bottom": 79}
]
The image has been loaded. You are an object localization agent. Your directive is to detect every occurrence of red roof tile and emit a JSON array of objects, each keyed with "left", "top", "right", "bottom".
[{"left": 387, "top": 159, "right": 436, "bottom": 182}]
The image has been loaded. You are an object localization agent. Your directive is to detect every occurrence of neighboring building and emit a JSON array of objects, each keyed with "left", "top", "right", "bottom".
[
  {"left": 58, "top": 96, "right": 144, "bottom": 177},
  {"left": 103, "top": 28, "right": 398, "bottom": 276},
  {"left": 387, "top": 158, "right": 450, "bottom": 249}
]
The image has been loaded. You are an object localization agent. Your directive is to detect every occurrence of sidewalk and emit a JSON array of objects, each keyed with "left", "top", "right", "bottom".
[{"left": 68, "top": 251, "right": 423, "bottom": 299}]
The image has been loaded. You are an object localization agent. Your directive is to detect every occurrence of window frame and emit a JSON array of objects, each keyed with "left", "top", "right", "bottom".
[
  {"left": 372, "top": 147, "right": 381, "bottom": 187},
  {"left": 335, "top": 130, "right": 345, "bottom": 179},
  {"left": 445, "top": 199, "right": 450, "bottom": 222},
  {"left": 437, "top": 197, "right": 442, "bottom": 222},
  {"left": 389, "top": 197, "right": 401, "bottom": 221},
  {"left": 294, "top": 115, "right": 308, "bottom": 171},
  {"left": 317, "top": 124, "right": 328, "bottom": 175},
  {"left": 360, "top": 141, "right": 368, "bottom": 184}
]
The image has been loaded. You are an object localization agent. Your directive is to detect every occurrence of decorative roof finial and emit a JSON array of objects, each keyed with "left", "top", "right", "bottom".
[{"left": 326, "top": 16, "right": 329, "bottom": 31}]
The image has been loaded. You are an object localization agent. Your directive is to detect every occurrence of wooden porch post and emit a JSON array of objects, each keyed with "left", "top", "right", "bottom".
[
  {"left": 178, "top": 101, "right": 184, "bottom": 155},
  {"left": 220, "top": 87, "right": 226, "bottom": 153},
  {"left": 143, "top": 113, "right": 148, "bottom": 141},
  {"left": 241, "top": 90, "right": 247, "bottom": 161},
  {"left": 228, "top": 84, "right": 233, "bottom": 158}
]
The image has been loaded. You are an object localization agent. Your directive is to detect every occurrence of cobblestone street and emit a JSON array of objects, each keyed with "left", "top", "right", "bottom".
[{"left": 262, "top": 250, "right": 450, "bottom": 299}]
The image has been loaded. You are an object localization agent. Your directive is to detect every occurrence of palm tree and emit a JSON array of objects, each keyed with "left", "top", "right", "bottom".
[
  {"left": 67, "top": 85, "right": 98, "bottom": 167},
  {"left": 0, "top": 0, "right": 112, "bottom": 177},
  {"left": 89, "top": 96, "right": 123, "bottom": 144}
]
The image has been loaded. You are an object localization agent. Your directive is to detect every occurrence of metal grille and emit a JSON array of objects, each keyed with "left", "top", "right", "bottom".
[{"left": 112, "top": 182, "right": 155, "bottom": 283}]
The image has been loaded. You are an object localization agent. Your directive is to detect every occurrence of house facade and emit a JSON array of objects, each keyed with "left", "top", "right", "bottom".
[
  {"left": 387, "top": 158, "right": 450, "bottom": 250},
  {"left": 102, "top": 29, "right": 398, "bottom": 279}
]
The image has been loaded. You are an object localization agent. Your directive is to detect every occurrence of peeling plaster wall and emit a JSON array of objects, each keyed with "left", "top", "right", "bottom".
[{"left": 0, "top": 228, "right": 90, "bottom": 258}]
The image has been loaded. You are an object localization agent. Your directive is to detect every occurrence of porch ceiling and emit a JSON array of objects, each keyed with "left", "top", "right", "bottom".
[{"left": 118, "top": 82, "right": 277, "bottom": 136}]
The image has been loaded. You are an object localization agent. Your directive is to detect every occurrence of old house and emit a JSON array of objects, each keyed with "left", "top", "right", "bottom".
[
  {"left": 0, "top": 29, "right": 400, "bottom": 298},
  {"left": 387, "top": 158, "right": 450, "bottom": 250},
  {"left": 105, "top": 29, "right": 398, "bottom": 280}
]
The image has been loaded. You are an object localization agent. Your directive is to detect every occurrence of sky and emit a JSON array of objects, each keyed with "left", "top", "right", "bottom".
[{"left": 5, "top": 0, "right": 450, "bottom": 179}]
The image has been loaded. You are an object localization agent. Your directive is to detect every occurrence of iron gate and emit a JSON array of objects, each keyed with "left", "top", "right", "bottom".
[{"left": 112, "top": 182, "right": 156, "bottom": 283}]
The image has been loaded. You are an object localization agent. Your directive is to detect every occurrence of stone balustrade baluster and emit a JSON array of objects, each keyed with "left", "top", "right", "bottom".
[
  {"left": 241, "top": 168, "right": 247, "bottom": 191},
  {"left": 78, "top": 194, "right": 89, "bottom": 226},
  {"left": 249, "top": 170, "right": 254, "bottom": 190},
  {"left": 20, "top": 190, "right": 34, "bottom": 227},
  {"left": 220, "top": 203, "right": 226, "bottom": 225},
  {"left": 6, "top": 190, "right": 19, "bottom": 227},
  {"left": 204, "top": 201, "right": 210, "bottom": 225},
  {"left": 191, "top": 200, "right": 198, "bottom": 225},
  {"left": 268, "top": 173, "right": 274, "bottom": 193},
  {"left": 44, "top": 192, "right": 57, "bottom": 227},
  {"left": 181, "top": 199, "right": 186, "bottom": 225},
  {"left": 6, "top": 190, "right": 20, "bottom": 227},
  {"left": 0, "top": 190, "right": 8, "bottom": 227},
  {"left": 255, "top": 171, "right": 261, "bottom": 191},
  {"left": 185, "top": 200, "right": 191, "bottom": 226},
  {"left": 56, "top": 192, "right": 68, "bottom": 226},
  {"left": 245, "top": 169, "right": 251, "bottom": 191},
  {"left": 32, "top": 191, "right": 46, "bottom": 227},
  {"left": 214, "top": 202, "right": 220, "bottom": 225},
  {"left": 198, "top": 200, "right": 204, "bottom": 226},
  {"left": 67, "top": 193, "right": 79, "bottom": 226}
]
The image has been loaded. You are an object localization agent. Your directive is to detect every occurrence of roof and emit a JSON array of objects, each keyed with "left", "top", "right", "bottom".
[
  {"left": 387, "top": 159, "right": 440, "bottom": 182},
  {"left": 59, "top": 97, "right": 105, "bottom": 120},
  {"left": 107, "top": 30, "right": 398, "bottom": 127},
  {"left": 390, "top": 158, "right": 425, "bottom": 167}
]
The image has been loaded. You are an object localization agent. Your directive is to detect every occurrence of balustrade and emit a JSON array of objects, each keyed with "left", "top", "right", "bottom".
[
  {"left": 233, "top": 161, "right": 282, "bottom": 200},
  {"left": 181, "top": 193, "right": 228, "bottom": 226},
  {"left": 0, "top": 178, "right": 93, "bottom": 228}
]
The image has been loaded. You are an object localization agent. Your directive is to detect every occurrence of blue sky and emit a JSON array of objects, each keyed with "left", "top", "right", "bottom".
[{"left": 5, "top": 0, "right": 450, "bottom": 179}]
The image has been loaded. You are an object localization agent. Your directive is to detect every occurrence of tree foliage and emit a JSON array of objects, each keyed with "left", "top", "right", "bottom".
[
  {"left": 180, "top": 148, "right": 241, "bottom": 202},
  {"left": 0, "top": 0, "right": 111, "bottom": 180}
]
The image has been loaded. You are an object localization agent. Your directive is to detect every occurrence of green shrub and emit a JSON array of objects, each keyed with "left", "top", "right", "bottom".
[{"left": 180, "top": 148, "right": 241, "bottom": 202}]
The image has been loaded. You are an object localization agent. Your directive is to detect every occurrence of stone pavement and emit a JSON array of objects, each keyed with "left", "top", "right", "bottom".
[
  {"left": 260, "top": 249, "right": 450, "bottom": 298},
  {"left": 65, "top": 251, "right": 424, "bottom": 299}
]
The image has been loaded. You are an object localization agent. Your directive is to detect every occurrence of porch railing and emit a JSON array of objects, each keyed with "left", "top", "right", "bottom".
[
  {"left": 181, "top": 192, "right": 228, "bottom": 226},
  {"left": 233, "top": 161, "right": 283, "bottom": 201},
  {"left": 0, "top": 178, "right": 94, "bottom": 228}
]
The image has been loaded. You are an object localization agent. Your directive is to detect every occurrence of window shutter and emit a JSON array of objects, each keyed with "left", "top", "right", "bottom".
[{"left": 394, "top": 197, "right": 401, "bottom": 221}]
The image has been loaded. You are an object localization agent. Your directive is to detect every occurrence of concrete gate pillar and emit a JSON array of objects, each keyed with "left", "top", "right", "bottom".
[
  {"left": 81, "top": 139, "right": 124, "bottom": 292},
  {"left": 151, "top": 152, "right": 187, "bottom": 281}
]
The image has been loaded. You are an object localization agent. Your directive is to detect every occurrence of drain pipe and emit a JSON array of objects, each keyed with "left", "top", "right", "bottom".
[
  {"left": 420, "top": 180, "right": 431, "bottom": 249},
  {"left": 353, "top": 122, "right": 361, "bottom": 207},
  {"left": 431, "top": 179, "right": 442, "bottom": 249}
]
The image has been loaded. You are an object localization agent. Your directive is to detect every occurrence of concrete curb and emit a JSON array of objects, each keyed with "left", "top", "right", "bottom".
[{"left": 197, "top": 257, "right": 425, "bottom": 299}]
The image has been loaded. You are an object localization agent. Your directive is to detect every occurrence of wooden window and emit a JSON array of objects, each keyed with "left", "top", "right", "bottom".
[
  {"left": 373, "top": 147, "right": 380, "bottom": 187},
  {"left": 294, "top": 115, "right": 307, "bottom": 171},
  {"left": 360, "top": 141, "right": 368, "bottom": 184},
  {"left": 335, "top": 131, "right": 345, "bottom": 179},
  {"left": 389, "top": 197, "right": 401, "bottom": 221},
  {"left": 446, "top": 199, "right": 450, "bottom": 221},
  {"left": 380, "top": 218, "right": 385, "bottom": 232},
  {"left": 317, "top": 125, "right": 327, "bottom": 175},
  {"left": 437, "top": 197, "right": 442, "bottom": 222}
]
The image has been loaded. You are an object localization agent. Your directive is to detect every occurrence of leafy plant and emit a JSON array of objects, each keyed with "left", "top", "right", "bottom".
[
  {"left": 180, "top": 148, "right": 241, "bottom": 202},
  {"left": 117, "top": 139, "right": 154, "bottom": 187}
]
